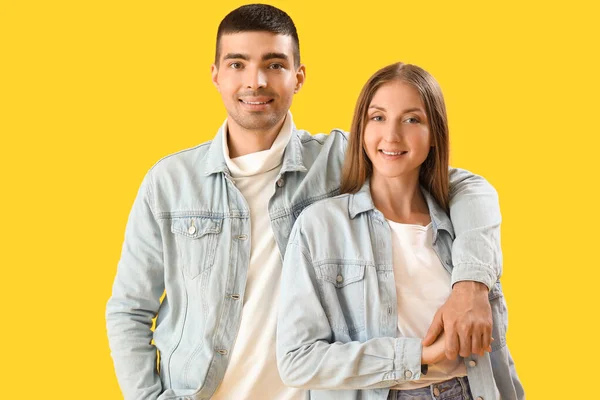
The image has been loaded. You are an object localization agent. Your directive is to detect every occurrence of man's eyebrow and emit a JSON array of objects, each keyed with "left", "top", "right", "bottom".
[
  {"left": 262, "top": 52, "right": 289, "bottom": 61},
  {"left": 223, "top": 53, "right": 250, "bottom": 61}
]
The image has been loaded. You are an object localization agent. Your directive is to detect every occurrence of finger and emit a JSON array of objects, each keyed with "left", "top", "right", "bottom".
[
  {"left": 488, "top": 337, "right": 494, "bottom": 352},
  {"left": 471, "top": 331, "right": 482, "bottom": 357},
  {"left": 445, "top": 329, "right": 459, "bottom": 360},
  {"left": 482, "top": 320, "right": 493, "bottom": 352},
  {"left": 458, "top": 326, "right": 472, "bottom": 358},
  {"left": 423, "top": 312, "right": 443, "bottom": 346}
]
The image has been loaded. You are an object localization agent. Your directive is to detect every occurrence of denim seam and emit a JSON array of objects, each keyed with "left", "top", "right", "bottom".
[
  {"left": 315, "top": 279, "right": 348, "bottom": 334},
  {"left": 183, "top": 270, "right": 210, "bottom": 387},
  {"left": 269, "top": 188, "right": 342, "bottom": 220},
  {"left": 309, "top": 249, "right": 354, "bottom": 335},
  {"left": 173, "top": 227, "right": 219, "bottom": 279},
  {"left": 148, "top": 141, "right": 211, "bottom": 172},
  {"left": 314, "top": 263, "right": 365, "bottom": 332},
  {"left": 453, "top": 262, "right": 498, "bottom": 270},
  {"left": 287, "top": 242, "right": 312, "bottom": 263},
  {"left": 299, "top": 135, "right": 326, "bottom": 145},
  {"left": 146, "top": 171, "right": 158, "bottom": 218},
  {"left": 312, "top": 259, "right": 374, "bottom": 267},
  {"left": 167, "top": 266, "right": 188, "bottom": 389},
  {"left": 156, "top": 211, "right": 248, "bottom": 220},
  {"left": 452, "top": 262, "right": 497, "bottom": 289},
  {"left": 200, "top": 219, "right": 244, "bottom": 395}
]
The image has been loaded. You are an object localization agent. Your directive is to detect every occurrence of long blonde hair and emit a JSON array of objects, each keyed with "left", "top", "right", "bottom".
[{"left": 340, "top": 62, "right": 450, "bottom": 212}]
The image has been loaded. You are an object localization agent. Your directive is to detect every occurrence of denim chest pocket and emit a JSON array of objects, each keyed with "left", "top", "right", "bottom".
[
  {"left": 315, "top": 263, "right": 366, "bottom": 336},
  {"left": 171, "top": 217, "right": 222, "bottom": 279}
]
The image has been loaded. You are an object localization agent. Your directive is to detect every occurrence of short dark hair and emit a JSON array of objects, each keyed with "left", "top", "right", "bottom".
[{"left": 215, "top": 4, "right": 300, "bottom": 67}]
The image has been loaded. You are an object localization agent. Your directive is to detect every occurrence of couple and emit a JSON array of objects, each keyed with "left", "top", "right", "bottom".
[{"left": 106, "top": 4, "right": 523, "bottom": 400}]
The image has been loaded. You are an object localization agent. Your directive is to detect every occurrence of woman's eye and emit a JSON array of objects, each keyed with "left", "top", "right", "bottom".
[{"left": 370, "top": 115, "right": 383, "bottom": 122}]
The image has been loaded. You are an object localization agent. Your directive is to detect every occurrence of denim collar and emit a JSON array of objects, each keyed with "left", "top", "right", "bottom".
[
  {"left": 349, "top": 180, "right": 455, "bottom": 240},
  {"left": 202, "top": 113, "right": 307, "bottom": 177}
]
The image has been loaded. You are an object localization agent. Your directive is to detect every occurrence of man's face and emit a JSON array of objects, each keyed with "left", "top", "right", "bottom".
[{"left": 211, "top": 32, "right": 305, "bottom": 134}]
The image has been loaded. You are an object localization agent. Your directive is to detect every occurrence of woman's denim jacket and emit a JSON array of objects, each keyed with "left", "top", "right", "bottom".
[{"left": 276, "top": 182, "right": 524, "bottom": 400}]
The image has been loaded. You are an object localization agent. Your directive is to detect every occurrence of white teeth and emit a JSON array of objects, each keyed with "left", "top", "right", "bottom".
[
  {"left": 381, "top": 150, "right": 406, "bottom": 156},
  {"left": 242, "top": 100, "right": 269, "bottom": 105}
]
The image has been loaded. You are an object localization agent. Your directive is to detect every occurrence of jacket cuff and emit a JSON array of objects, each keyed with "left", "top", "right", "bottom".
[
  {"left": 451, "top": 262, "right": 496, "bottom": 291},
  {"left": 393, "top": 337, "right": 422, "bottom": 381}
]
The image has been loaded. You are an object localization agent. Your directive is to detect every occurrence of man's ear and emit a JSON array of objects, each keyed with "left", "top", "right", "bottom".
[
  {"left": 211, "top": 64, "right": 220, "bottom": 92},
  {"left": 294, "top": 64, "right": 306, "bottom": 94}
]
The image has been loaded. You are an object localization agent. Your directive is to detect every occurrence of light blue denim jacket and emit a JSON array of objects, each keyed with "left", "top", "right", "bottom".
[
  {"left": 276, "top": 182, "right": 524, "bottom": 400},
  {"left": 106, "top": 121, "right": 505, "bottom": 400}
]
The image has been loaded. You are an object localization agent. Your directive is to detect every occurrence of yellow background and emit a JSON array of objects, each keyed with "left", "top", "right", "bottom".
[{"left": 1, "top": 0, "right": 598, "bottom": 398}]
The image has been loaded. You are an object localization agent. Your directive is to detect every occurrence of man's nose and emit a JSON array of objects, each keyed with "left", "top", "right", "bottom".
[{"left": 245, "top": 67, "right": 267, "bottom": 90}]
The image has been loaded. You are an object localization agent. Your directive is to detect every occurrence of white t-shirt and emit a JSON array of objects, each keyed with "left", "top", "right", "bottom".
[
  {"left": 211, "top": 113, "right": 305, "bottom": 400},
  {"left": 387, "top": 220, "right": 467, "bottom": 390}
]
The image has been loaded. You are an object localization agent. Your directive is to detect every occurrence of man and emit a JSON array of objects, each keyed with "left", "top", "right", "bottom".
[{"left": 107, "top": 4, "right": 502, "bottom": 399}]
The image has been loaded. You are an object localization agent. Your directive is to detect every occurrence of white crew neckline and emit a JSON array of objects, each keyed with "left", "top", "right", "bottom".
[{"left": 222, "top": 112, "right": 293, "bottom": 178}]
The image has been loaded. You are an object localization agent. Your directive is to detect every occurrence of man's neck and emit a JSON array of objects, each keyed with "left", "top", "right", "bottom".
[{"left": 226, "top": 117, "right": 286, "bottom": 158}]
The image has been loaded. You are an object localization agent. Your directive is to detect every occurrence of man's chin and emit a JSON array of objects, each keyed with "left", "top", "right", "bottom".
[{"left": 232, "top": 114, "right": 283, "bottom": 132}]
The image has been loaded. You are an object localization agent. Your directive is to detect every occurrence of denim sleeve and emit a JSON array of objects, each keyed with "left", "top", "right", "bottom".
[
  {"left": 276, "top": 228, "right": 423, "bottom": 389},
  {"left": 448, "top": 167, "right": 503, "bottom": 290},
  {"left": 106, "top": 172, "right": 164, "bottom": 400}
]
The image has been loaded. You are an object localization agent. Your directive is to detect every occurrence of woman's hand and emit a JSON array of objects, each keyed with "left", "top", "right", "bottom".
[{"left": 422, "top": 333, "right": 447, "bottom": 365}]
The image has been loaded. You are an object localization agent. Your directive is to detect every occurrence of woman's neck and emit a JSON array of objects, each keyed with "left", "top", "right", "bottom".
[{"left": 370, "top": 172, "right": 430, "bottom": 225}]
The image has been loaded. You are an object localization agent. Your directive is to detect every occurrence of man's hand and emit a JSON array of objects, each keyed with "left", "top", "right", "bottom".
[{"left": 423, "top": 281, "right": 492, "bottom": 360}]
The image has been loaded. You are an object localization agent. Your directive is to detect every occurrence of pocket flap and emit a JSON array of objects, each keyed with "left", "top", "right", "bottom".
[
  {"left": 316, "top": 264, "right": 365, "bottom": 288},
  {"left": 171, "top": 217, "right": 223, "bottom": 239}
]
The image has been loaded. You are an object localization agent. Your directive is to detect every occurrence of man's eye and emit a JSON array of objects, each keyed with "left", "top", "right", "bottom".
[
  {"left": 269, "top": 63, "right": 283, "bottom": 70},
  {"left": 230, "top": 62, "right": 243, "bottom": 69}
]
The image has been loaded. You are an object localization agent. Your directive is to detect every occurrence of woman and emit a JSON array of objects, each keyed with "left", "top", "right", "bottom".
[{"left": 276, "top": 62, "right": 523, "bottom": 399}]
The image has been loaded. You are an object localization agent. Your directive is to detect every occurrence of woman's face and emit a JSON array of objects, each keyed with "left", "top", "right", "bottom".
[{"left": 363, "top": 80, "right": 431, "bottom": 183}]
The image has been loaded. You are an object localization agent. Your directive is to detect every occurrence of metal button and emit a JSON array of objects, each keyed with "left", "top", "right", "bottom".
[
  {"left": 433, "top": 387, "right": 440, "bottom": 396},
  {"left": 217, "top": 349, "right": 228, "bottom": 355},
  {"left": 336, "top": 275, "right": 343, "bottom": 283},
  {"left": 188, "top": 225, "right": 196, "bottom": 235},
  {"left": 477, "top": 397, "right": 484, "bottom": 400},
  {"left": 237, "top": 234, "right": 248, "bottom": 240},
  {"left": 276, "top": 178, "right": 285, "bottom": 187},
  {"left": 469, "top": 360, "right": 477, "bottom": 367},
  {"left": 404, "top": 370, "right": 412, "bottom": 379}
]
